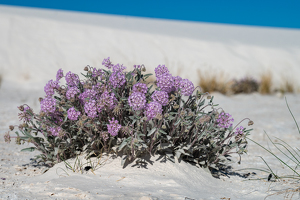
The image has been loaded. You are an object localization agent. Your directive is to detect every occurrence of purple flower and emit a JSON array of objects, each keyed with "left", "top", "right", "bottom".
[
  {"left": 155, "top": 65, "right": 169, "bottom": 77},
  {"left": 156, "top": 73, "right": 174, "bottom": 93},
  {"left": 173, "top": 76, "right": 182, "bottom": 91},
  {"left": 134, "top": 65, "right": 141, "bottom": 69},
  {"left": 235, "top": 126, "right": 244, "bottom": 135},
  {"left": 151, "top": 90, "right": 169, "bottom": 106},
  {"left": 92, "top": 68, "right": 103, "bottom": 78},
  {"left": 112, "top": 63, "right": 126, "bottom": 73},
  {"left": 179, "top": 79, "right": 194, "bottom": 96},
  {"left": 56, "top": 68, "right": 64, "bottom": 82},
  {"left": 107, "top": 117, "right": 121, "bottom": 136},
  {"left": 44, "top": 80, "right": 59, "bottom": 97},
  {"left": 18, "top": 106, "right": 32, "bottom": 122},
  {"left": 78, "top": 88, "right": 98, "bottom": 103},
  {"left": 216, "top": 112, "right": 234, "bottom": 129},
  {"left": 84, "top": 99, "right": 97, "bottom": 118},
  {"left": 48, "top": 126, "right": 61, "bottom": 137},
  {"left": 66, "top": 87, "right": 80, "bottom": 100},
  {"left": 102, "top": 57, "right": 114, "bottom": 69},
  {"left": 40, "top": 97, "right": 56, "bottom": 113},
  {"left": 97, "top": 91, "right": 117, "bottom": 111},
  {"left": 109, "top": 71, "right": 126, "bottom": 88},
  {"left": 132, "top": 83, "right": 148, "bottom": 94},
  {"left": 144, "top": 101, "right": 163, "bottom": 121},
  {"left": 67, "top": 107, "right": 81, "bottom": 121},
  {"left": 65, "top": 71, "right": 79, "bottom": 87},
  {"left": 128, "top": 92, "right": 146, "bottom": 111}
]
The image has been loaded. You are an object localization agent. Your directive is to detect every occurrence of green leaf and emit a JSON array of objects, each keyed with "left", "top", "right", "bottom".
[
  {"left": 118, "top": 138, "right": 130, "bottom": 151},
  {"left": 174, "top": 119, "right": 181, "bottom": 126},
  {"left": 21, "top": 147, "right": 36, "bottom": 152},
  {"left": 147, "top": 128, "right": 157, "bottom": 136},
  {"left": 158, "top": 129, "right": 168, "bottom": 135}
]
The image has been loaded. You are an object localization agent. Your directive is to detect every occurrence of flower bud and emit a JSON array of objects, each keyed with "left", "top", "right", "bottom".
[
  {"left": 18, "top": 124, "right": 24, "bottom": 130},
  {"left": 18, "top": 105, "right": 24, "bottom": 111},
  {"left": 141, "top": 65, "right": 146, "bottom": 72},
  {"left": 155, "top": 113, "right": 162, "bottom": 120},
  {"left": 9, "top": 125, "right": 14, "bottom": 131}
]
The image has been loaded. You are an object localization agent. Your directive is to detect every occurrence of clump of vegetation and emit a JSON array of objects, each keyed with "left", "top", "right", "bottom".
[
  {"left": 231, "top": 77, "right": 259, "bottom": 94},
  {"left": 259, "top": 72, "right": 273, "bottom": 94},
  {"left": 4, "top": 58, "right": 253, "bottom": 172},
  {"left": 197, "top": 70, "right": 230, "bottom": 95}
]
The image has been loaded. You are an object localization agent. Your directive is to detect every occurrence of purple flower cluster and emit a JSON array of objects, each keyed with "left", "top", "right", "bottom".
[
  {"left": 112, "top": 64, "right": 126, "bottom": 73},
  {"left": 48, "top": 126, "right": 61, "bottom": 137},
  {"left": 109, "top": 71, "right": 126, "bottom": 88},
  {"left": 132, "top": 83, "right": 148, "bottom": 94},
  {"left": 128, "top": 92, "right": 146, "bottom": 111},
  {"left": 107, "top": 118, "right": 121, "bottom": 136},
  {"left": 65, "top": 71, "right": 79, "bottom": 87},
  {"left": 216, "top": 112, "right": 234, "bottom": 129},
  {"left": 66, "top": 87, "right": 80, "bottom": 100},
  {"left": 44, "top": 80, "right": 59, "bottom": 97},
  {"left": 92, "top": 68, "right": 103, "bottom": 78},
  {"left": 40, "top": 97, "right": 56, "bottom": 113},
  {"left": 144, "top": 101, "right": 163, "bottom": 120},
  {"left": 155, "top": 65, "right": 169, "bottom": 77},
  {"left": 97, "top": 91, "right": 117, "bottom": 111},
  {"left": 84, "top": 99, "right": 97, "bottom": 118},
  {"left": 179, "top": 79, "right": 194, "bottom": 96},
  {"left": 235, "top": 126, "right": 244, "bottom": 135},
  {"left": 67, "top": 107, "right": 81, "bottom": 121},
  {"left": 102, "top": 57, "right": 114, "bottom": 69},
  {"left": 56, "top": 68, "right": 64, "bottom": 82},
  {"left": 156, "top": 73, "right": 174, "bottom": 93},
  {"left": 151, "top": 90, "right": 169, "bottom": 106},
  {"left": 173, "top": 76, "right": 182, "bottom": 91}
]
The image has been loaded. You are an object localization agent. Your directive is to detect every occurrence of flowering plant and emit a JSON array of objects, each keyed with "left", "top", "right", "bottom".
[{"left": 5, "top": 58, "right": 253, "bottom": 171}]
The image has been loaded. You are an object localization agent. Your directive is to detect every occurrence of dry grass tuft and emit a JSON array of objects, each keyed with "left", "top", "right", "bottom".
[
  {"left": 259, "top": 72, "right": 272, "bottom": 94},
  {"left": 197, "top": 70, "right": 231, "bottom": 94},
  {"left": 278, "top": 78, "right": 295, "bottom": 94}
]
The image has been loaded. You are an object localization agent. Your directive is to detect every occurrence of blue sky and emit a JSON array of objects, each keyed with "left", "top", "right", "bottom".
[{"left": 1, "top": 0, "right": 300, "bottom": 29}]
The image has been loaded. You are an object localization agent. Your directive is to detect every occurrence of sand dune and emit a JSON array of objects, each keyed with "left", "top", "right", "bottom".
[{"left": 1, "top": 5, "right": 300, "bottom": 90}]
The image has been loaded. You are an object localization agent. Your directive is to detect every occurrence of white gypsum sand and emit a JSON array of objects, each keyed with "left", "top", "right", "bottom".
[{"left": 1, "top": 5, "right": 300, "bottom": 200}]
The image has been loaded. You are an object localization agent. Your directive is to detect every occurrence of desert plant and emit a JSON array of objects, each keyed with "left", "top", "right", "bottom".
[
  {"left": 197, "top": 70, "right": 230, "bottom": 95},
  {"left": 259, "top": 72, "right": 272, "bottom": 94},
  {"left": 4, "top": 58, "right": 253, "bottom": 172},
  {"left": 278, "top": 78, "right": 295, "bottom": 94},
  {"left": 231, "top": 77, "right": 259, "bottom": 94}
]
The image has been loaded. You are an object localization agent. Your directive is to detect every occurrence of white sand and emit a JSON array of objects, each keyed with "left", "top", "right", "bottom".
[{"left": 1, "top": 5, "right": 300, "bottom": 200}]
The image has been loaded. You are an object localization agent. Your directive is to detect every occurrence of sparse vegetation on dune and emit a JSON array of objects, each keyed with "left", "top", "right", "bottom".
[{"left": 197, "top": 70, "right": 299, "bottom": 95}]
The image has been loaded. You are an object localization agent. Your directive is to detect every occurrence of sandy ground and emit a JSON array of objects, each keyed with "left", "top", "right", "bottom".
[
  {"left": 1, "top": 81, "right": 300, "bottom": 200},
  {"left": 1, "top": 5, "right": 300, "bottom": 200}
]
